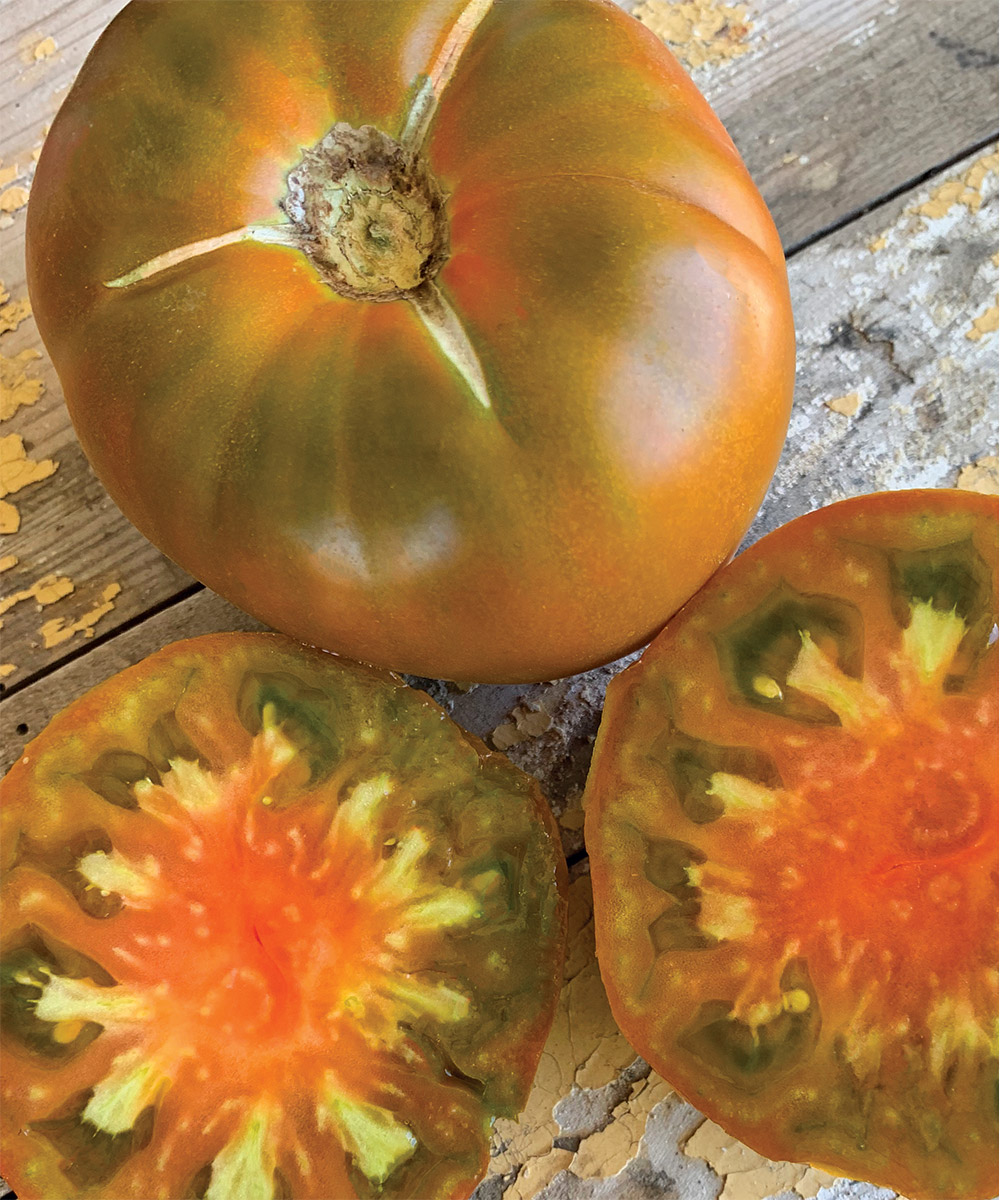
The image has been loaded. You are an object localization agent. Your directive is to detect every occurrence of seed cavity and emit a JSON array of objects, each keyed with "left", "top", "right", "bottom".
[{"left": 717, "top": 585, "right": 865, "bottom": 725}]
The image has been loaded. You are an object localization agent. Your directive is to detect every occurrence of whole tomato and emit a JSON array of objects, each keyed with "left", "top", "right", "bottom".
[{"left": 26, "top": 0, "right": 794, "bottom": 683}]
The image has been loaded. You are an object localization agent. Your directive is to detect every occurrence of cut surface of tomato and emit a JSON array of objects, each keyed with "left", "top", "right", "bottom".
[
  {"left": 584, "top": 489, "right": 999, "bottom": 1200},
  {"left": 0, "top": 634, "right": 567, "bottom": 1199}
]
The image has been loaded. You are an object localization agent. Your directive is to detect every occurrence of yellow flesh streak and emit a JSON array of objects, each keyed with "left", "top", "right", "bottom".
[
  {"left": 902, "top": 599, "right": 967, "bottom": 684},
  {"left": 785, "top": 630, "right": 890, "bottom": 731},
  {"left": 334, "top": 774, "right": 393, "bottom": 841},
  {"left": 136, "top": 756, "right": 223, "bottom": 814},
  {"left": 205, "top": 1106, "right": 275, "bottom": 1200},
  {"left": 33, "top": 973, "right": 150, "bottom": 1027},
  {"left": 83, "top": 1049, "right": 167, "bottom": 1134},
  {"left": 693, "top": 891, "right": 756, "bottom": 942},
  {"left": 706, "top": 772, "right": 781, "bottom": 813},
  {"left": 383, "top": 975, "right": 471, "bottom": 1024},
  {"left": 318, "top": 1079, "right": 417, "bottom": 1185},
  {"left": 76, "top": 849, "right": 158, "bottom": 903}
]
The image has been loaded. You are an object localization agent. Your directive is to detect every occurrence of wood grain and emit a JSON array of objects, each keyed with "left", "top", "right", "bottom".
[{"left": 1, "top": 0, "right": 997, "bottom": 692}]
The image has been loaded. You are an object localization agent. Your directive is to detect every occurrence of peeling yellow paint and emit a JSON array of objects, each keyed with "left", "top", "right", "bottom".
[
  {"left": 825, "top": 391, "right": 861, "bottom": 417},
  {"left": 0, "top": 282, "right": 32, "bottom": 335},
  {"left": 572, "top": 1074, "right": 674, "bottom": 1180},
  {"left": 505, "top": 1147, "right": 574, "bottom": 1200},
  {"left": 0, "top": 165, "right": 19, "bottom": 188},
  {"left": 1, "top": 349, "right": 45, "bottom": 419},
  {"left": 0, "top": 435, "right": 58, "bottom": 510},
  {"left": 966, "top": 302, "right": 999, "bottom": 341},
  {"left": 0, "top": 500, "right": 20, "bottom": 534},
  {"left": 684, "top": 1119, "right": 838, "bottom": 1199},
  {"left": 956, "top": 455, "right": 999, "bottom": 496},
  {"left": 0, "top": 187, "right": 30, "bottom": 214},
  {"left": 633, "top": 0, "right": 754, "bottom": 70},
  {"left": 559, "top": 807, "right": 586, "bottom": 832},
  {"left": 18, "top": 33, "right": 58, "bottom": 64},
  {"left": 32, "top": 36, "right": 58, "bottom": 61},
  {"left": 492, "top": 703, "right": 552, "bottom": 750},
  {"left": 0, "top": 663, "right": 16, "bottom": 679},
  {"left": 39, "top": 582, "right": 122, "bottom": 648},
  {"left": 0, "top": 572, "right": 75, "bottom": 619},
  {"left": 868, "top": 232, "right": 888, "bottom": 253},
  {"left": 488, "top": 876, "right": 642, "bottom": 1184},
  {"left": 911, "top": 152, "right": 999, "bottom": 220},
  {"left": 0, "top": 553, "right": 17, "bottom": 572}
]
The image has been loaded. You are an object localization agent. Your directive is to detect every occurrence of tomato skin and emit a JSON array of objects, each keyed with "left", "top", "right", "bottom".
[
  {"left": 584, "top": 490, "right": 999, "bottom": 1200},
  {"left": 25, "top": 0, "right": 794, "bottom": 683},
  {"left": 0, "top": 634, "right": 567, "bottom": 1200}
]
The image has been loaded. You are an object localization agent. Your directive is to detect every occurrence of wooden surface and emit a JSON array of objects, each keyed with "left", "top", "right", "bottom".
[{"left": 1, "top": 1, "right": 997, "bottom": 1199}]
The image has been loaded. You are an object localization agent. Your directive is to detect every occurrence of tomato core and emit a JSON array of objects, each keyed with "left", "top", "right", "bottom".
[{"left": 283, "top": 123, "right": 449, "bottom": 301}]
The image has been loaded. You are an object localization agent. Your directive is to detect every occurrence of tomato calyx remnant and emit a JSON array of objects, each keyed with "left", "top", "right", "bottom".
[{"left": 283, "top": 123, "right": 449, "bottom": 303}]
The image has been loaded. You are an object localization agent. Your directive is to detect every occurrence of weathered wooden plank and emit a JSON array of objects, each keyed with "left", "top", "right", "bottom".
[
  {"left": 2, "top": 0, "right": 996, "bottom": 690},
  {"left": 627, "top": 0, "right": 1000, "bottom": 248}
]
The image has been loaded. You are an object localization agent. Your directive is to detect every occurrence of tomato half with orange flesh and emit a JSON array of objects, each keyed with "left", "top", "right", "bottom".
[
  {"left": 0, "top": 634, "right": 567, "bottom": 1200},
  {"left": 25, "top": 0, "right": 794, "bottom": 684},
  {"left": 584, "top": 490, "right": 999, "bottom": 1199}
]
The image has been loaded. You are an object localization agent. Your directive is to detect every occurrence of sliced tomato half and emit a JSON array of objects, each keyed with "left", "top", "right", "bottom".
[
  {"left": 0, "top": 634, "right": 567, "bottom": 1200},
  {"left": 585, "top": 489, "right": 998, "bottom": 1200}
]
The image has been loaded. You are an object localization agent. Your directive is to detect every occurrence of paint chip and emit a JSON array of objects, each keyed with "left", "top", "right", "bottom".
[
  {"left": 1, "top": 349, "right": 45, "bottom": 420},
  {"left": 825, "top": 391, "right": 862, "bottom": 417},
  {"left": 683, "top": 1119, "right": 838, "bottom": 1199},
  {"left": 0, "top": 553, "right": 17, "bottom": 572},
  {"left": 0, "top": 663, "right": 16, "bottom": 679},
  {"left": 0, "top": 500, "right": 20, "bottom": 533},
  {"left": 0, "top": 573, "right": 75, "bottom": 619},
  {"left": 0, "top": 282, "right": 32, "bottom": 335},
  {"left": 18, "top": 33, "right": 59, "bottom": 64},
  {"left": 0, "top": 433, "right": 58, "bottom": 500},
  {"left": 956, "top": 456, "right": 999, "bottom": 496},
  {"left": 559, "top": 807, "right": 586, "bottom": 832},
  {"left": 32, "top": 36, "right": 58, "bottom": 61},
  {"left": 39, "top": 582, "right": 122, "bottom": 648},
  {"left": 0, "top": 187, "right": 30, "bottom": 214},
  {"left": 492, "top": 703, "right": 552, "bottom": 750},
  {"left": 632, "top": 0, "right": 754, "bottom": 70},
  {"left": 910, "top": 152, "right": 999, "bottom": 220},
  {"left": 966, "top": 302, "right": 998, "bottom": 342},
  {"left": 572, "top": 1074, "right": 674, "bottom": 1179}
]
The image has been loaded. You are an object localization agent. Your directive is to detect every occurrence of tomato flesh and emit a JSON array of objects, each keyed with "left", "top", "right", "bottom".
[
  {"left": 1, "top": 635, "right": 567, "bottom": 1199},
  {"left": 585, "top": 490, "right": 999, "bottom": 1200}
]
